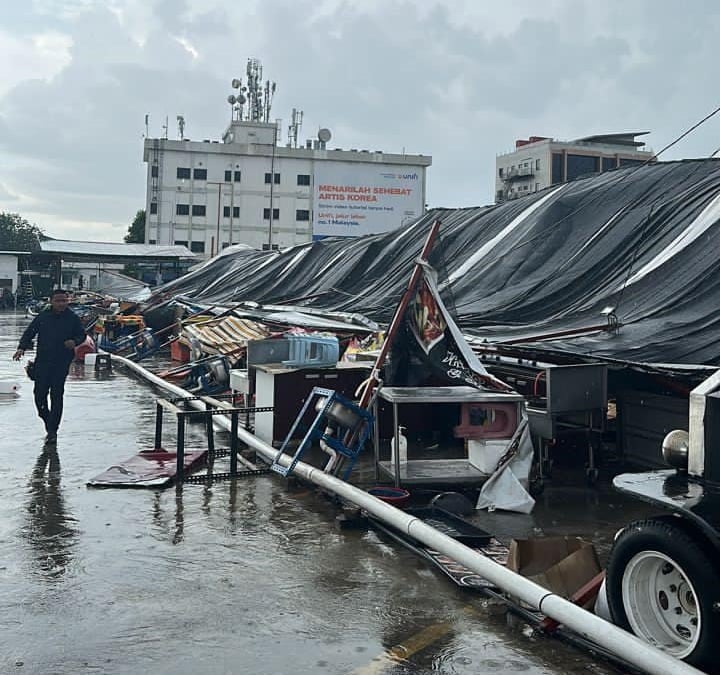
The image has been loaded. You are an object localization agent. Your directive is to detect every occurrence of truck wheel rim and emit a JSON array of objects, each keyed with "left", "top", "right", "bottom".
[{"left": 621, "top": 550, "right": 700, "bottom": 658}]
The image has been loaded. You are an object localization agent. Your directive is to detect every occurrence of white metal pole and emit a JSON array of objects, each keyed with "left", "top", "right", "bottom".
[{"left": 112, "top": 352, "right": 704, "bottom": 675}]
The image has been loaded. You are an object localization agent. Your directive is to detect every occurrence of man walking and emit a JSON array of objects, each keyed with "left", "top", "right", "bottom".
[{"left": 13, "top": 289, "right": 86, "bottom": 444}]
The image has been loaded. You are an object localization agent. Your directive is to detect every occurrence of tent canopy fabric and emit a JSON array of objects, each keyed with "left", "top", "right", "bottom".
[{"left": 145, "top": 159, "right": 720, "bottom": 366}]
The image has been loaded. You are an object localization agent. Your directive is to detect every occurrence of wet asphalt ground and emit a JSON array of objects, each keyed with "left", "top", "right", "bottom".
[{"left": 0, "top": 310, "right": 659, "bottom": 675}]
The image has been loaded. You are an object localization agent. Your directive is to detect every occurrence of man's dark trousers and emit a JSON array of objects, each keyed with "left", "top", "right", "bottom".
[{"left": 33, "top": 362, "right": 70, "bottom": 435}]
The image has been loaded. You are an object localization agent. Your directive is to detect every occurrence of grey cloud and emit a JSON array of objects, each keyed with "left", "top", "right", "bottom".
[{"left": 3, "top": 0, "right": 720, "bottom": 235}]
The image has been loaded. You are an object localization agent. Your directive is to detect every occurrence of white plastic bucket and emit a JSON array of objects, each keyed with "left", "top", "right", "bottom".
[{"left": 0, "top": 381, "right": 21, "bottom": 396}]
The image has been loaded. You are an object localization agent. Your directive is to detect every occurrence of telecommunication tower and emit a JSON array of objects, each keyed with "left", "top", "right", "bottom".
[{"left": 227, "top": 58, "right": 276, "bottom": 124}]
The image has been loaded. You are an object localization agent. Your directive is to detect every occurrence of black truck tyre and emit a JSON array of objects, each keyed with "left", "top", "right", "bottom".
[{"left": 606, "top": 518, "right": 720, "bottom": 670}]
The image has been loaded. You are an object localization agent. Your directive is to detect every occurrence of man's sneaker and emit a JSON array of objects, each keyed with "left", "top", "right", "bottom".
[{"left": 44, "top": 433, "right": 57, "bottom": 445}]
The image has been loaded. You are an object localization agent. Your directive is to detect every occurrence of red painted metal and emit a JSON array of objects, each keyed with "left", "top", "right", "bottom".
[{"left": 358, "top": 219, "right": 442, "bottom": 409}]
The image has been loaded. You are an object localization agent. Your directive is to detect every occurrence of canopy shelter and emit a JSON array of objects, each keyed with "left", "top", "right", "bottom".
[
  {"left": 39, "top": 240, "right": 195, "bottom": 265},
  {"left": 33, "top": 240, "right": 195, "bottom": 294}
]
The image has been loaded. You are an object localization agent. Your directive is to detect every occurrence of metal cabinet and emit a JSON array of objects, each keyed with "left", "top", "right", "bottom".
[
  {"left": 372, "top": 386, "right": 524, "bottom": 487},
  {"left": 254, "top": 363, "right": 372, "bottom": 446},
  {"left": 526, "top": 363, "right": 607, "bottom": 482}
]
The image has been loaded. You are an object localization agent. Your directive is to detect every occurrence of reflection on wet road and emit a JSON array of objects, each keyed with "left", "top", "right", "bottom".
[
  {"left": 0, "top": 311, "right": 648, "bottom": 674},
  {"left": 23, "top": 449, "right": 78, "bottom": 580}
]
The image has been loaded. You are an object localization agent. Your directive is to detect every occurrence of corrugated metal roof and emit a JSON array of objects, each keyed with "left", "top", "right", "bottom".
[
  {"left": 40, "top": 240, "right": 195, "bottom": 259},
  {"left": 182, "top": 316, "right": 269, "bottom": 356}
]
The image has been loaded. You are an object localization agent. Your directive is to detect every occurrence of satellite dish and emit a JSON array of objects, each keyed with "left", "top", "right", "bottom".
[
  {"left": 318, "top": 128, "right": 332, "bottom": 143},
  {"left": 227, "top": 95, "right": 237, "bottom": 105},
  {"left": 231, "top": 79, "right": 241, "bottom": 89}
]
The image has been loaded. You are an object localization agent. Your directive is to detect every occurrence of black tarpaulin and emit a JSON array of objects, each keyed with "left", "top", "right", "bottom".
[{"left": 145, "top": 159, "right": 720, "bottom": 366}]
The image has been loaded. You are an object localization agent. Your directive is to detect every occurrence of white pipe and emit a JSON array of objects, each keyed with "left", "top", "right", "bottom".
[
  {"left": 112, "top": 353, "right": 703, "bottom": 675},
  {"left": 319, "top": 430, "right": 339, "bottom": 473}
]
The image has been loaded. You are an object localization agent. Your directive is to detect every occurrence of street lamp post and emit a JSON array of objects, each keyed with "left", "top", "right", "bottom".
[
  {"left": 206, "top": 181, "right": 225, "bottom": 257},
  {"left": 268, "top": 122, "right": 278, "bottom": 249}
]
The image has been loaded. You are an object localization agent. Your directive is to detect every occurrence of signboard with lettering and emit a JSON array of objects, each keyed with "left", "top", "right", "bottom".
[{"left": 312, "top": 162, "right": 424, "bottom": 238}]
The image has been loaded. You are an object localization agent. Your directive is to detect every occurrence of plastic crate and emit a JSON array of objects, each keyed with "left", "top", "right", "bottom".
[{"left": 282, "top": 335, "right": 339, "bottom": 368}]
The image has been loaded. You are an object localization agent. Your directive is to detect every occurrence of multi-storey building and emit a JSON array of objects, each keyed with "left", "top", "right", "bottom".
[
  {"left": 495, "top": 132, "right": 654, "bottom": 202},
  {"left": 143, "top": 118, "right": 431, "bottom": 258}
]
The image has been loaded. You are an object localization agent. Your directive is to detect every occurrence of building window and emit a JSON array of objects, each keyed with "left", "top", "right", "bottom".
[
  {"left": 264, "top": 172, "right": 280, "bottom": 184},
  {"left": 262, "top": 243, "right": 280, "bottom": 251},
  {"left": 535, "top": 159, "right": 541, "bottom": 170},
  {"left": 498, "top": 168, "right": 504, "bottom": 177},
  {"left": 535, "top": 183, "right": 540, "bottom": 191},
  {"left": 566, "top": 154, "right": 599, "bottom": 181},
  {"left": 192, "top": 204, "right": 206, "bottom": 217},
  {"left": 619, "top": 158, "right": 645, "bottom": 167},
  {"left": 148, "top": 239, "right": 156, "bottom": 245},
  {"left": 149, "top": 202, "right": 158, "bottom": 215},
  {"left": 224, "top": 170, "right": 232, "bottom": 182},
  {"left": 551, "top": 153, "right": 564, "bottom": 185},
  {"left": 223, "top": 206, "right": 231, "bottom": 218},
  {"left": 190, "top": 241, "right": 205, "bottom": 253},
  {"left": 151, "top": 165, "right": 159, "bottom": 178},
  {"left": 263, "top": 208, "right": 280, "bottom": 220},
  {"left": 297, "top": 174, "right": 311, "bottom": 186},
  {"left": 602, "top": 157, "right": 617, "bottom": 172},
  {"left": 174, "top": 240, "right": 188, "bottom": 247},
  {"left": 234, "top": 170, "right": 242, "bottom": 182},
  {"left": 296, "top": 209, "right": 310, "bottom": 221},
  {"left": 222, "top": 242, "right": 230, "bottom": 249},
  {"left": 233, "top": 206, "right": 240, "bottom": 218},
  {"left": 176, "top": 167, "right": 191, "bottom": 179},
  {"left": 176, "top": 204, "right": 190, "bottom": 216},
  {"left": 193, "top": 168, "right": 207, "bottom": 180}
]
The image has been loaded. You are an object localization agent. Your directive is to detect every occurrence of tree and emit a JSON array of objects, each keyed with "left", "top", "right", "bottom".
[
  {"left": 0, "top": 212, "right": 44, "bottom": 251},
  {"left": 124, "top": 209, "right": 146, "bottom": 244}
]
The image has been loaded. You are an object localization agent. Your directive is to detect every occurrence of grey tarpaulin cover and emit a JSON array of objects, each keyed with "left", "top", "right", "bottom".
[{"left": 145, "top": 159, "right": 720, "bottom": 366}]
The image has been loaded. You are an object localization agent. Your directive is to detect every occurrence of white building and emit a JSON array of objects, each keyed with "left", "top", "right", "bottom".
[
  {"left": 495, "top": 132, "right": 654, "bottom": 202},
  {"left": 0, "top": 251, "right": 24, "bottom": 294},
  {"left": 143, "top": 118, "right": 431, "bottom": 258}
]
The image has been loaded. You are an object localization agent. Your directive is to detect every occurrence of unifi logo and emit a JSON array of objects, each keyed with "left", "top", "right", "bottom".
[{"left": 381, "top": 172, "right": 419, "bottom": 180}]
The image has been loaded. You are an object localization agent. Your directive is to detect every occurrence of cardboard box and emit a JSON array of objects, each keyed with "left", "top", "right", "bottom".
[{"left": 506, "top": 536, "right": 601, "bottom": 601}]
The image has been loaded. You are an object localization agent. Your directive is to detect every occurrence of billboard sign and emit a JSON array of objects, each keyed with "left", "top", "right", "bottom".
[{"left": 313, "top": 162, "right": 423, "bottom": 238}]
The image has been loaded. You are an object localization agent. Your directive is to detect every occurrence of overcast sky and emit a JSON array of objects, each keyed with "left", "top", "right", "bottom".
[{"left": 2, "top": 0, "right": 720, "bottom": 242}]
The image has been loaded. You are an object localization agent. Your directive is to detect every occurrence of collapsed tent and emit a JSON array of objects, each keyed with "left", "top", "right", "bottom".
[
  {"left": 96, "top": 270, "right": 151, "bottom": 302},
  {"left": 144, "top": 158, "right": 720, "bottom": 366}
]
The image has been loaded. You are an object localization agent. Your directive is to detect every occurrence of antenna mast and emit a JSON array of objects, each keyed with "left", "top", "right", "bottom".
[
  {"left": 246, "top": 58, "right": 262, "bottom": 122},
  {"left": 288, "top": 108, "right": 304, "bottom": 148},
  {"left": 263, "top": 79, "right": 276, "bottom": 123}
]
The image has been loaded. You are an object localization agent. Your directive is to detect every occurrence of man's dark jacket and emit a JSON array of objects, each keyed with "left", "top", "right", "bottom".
[{"left": 18, "top": 309, "right": 87, "bottom": 367}]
